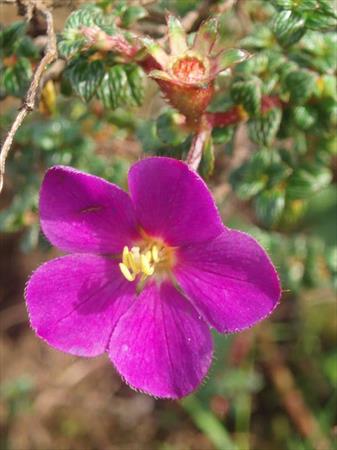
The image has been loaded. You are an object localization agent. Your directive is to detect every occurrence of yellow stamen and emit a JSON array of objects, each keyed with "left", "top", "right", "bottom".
[
  {"left": 119, "top": 263, "right": 136, "bottom": 282},
  {"left": 122, "top": 246, "right": 129, "bottom": 265},
  {"left": 152, "top": 245, "right": 160, "bottom": 263},
  {"left": 119, "top": 242, "right": 172, "bottom": 282},
  {"left": 141, "top": 254, "right": 155, "bottom": 276}
]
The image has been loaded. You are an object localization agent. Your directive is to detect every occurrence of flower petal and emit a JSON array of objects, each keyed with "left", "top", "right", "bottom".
[
  {"left": 174, "top": 230, "right": 281, "bottom": 333},
  {"left": 109, "top": 280, "right": 213, "bottom": 399},
  {"left": 25, "top": 254, "right": 136, "bottom": 356},
  {"left": 40, "top": 166, "right": 140, "bottom": 253},
  {"left": 128, "top": 157, "right": 224, "bottom": 246}
]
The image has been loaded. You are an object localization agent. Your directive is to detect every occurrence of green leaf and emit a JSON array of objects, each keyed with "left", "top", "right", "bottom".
[
  {"left": 156, "top": 110, "right": 188, "bottom": 146},
  {"left": 230, "top": 149, "right": 271, "bottom": 200},
  {"left": 121, "top": 6, "right": 147, "bottom": 27},
  {"left": 64, "top": 4, "right": 103, "bottom": 31},
  {"left": 58, "top": 38, "right": 85, "bottom": 60},
  {"left": 231, "top": 77, "right": 262, "bottom": 116},
  {"left": 96, "top": 64, "right": 143, "bottom": 110},
  {"left": 1, "top": 57, "right": 32, "bottom": 97},
  {"left": 136, "top": 120, "right": 162, "bottom": 153},
  {"left": 124, "top": 65, "right": 144, "bottom": 106},
  {"left": 239, "top": 26, "right": 274, "bottom": 50},
  {"left": 271, "top": 0, "right": 294, "bottom": 8},
  {"left": 16, "top": 36, "right": 39, "bottom": 59},
  {"left": 181, "top": 396, "right": 238, "bottom": 450},
  {"left": 249, "top": 108, "right": 282, "bottom": 147},
  {"left": 292, "top": 106, "right": 317, "bottom": 130},
  {"left": 212, "top": 126, "right": 234, "bottom": 145},
  {"left": 284, "top": 70, "right": 316, "bottom": 104},
  {"left": 287, "top": 164, "right": 332, "bottom": 199},
  {"left": 64, "top": 57, "right": 105, "bottom": 102},
  {"left": 200, "top": 136, "right": 215, "bottom": 178},
  {"left": 0, "top": 21, "right": 26, "bottom": 57},
  {"left": 59, "top": 4, "right": 118, "bottom": 58},
  {"left": 272, "top": 10, "right": 306, "bottom": 47},
  {"left": 255, "top": 188, "right": 286, "bottom": 227}
]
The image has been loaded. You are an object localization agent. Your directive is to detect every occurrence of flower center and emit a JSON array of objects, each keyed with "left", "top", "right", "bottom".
[
  {"left": 171, "top": 56, "right": 206, "bottom": 82},
  {"left": 119, "top": 241, "right": 175, "bottom": 282}
]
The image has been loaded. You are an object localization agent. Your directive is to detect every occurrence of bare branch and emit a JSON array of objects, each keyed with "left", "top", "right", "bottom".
[
  {"left": 186, "top": 118, "right": 213, "bottom": 171},
  {"left": 0, "top": 2, "right": 58, "bottom": 193}
]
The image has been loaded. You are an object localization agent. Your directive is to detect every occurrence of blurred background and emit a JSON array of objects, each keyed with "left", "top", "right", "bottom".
[{"left": 0, "top": 1, "right": 336, "bottom": 449}]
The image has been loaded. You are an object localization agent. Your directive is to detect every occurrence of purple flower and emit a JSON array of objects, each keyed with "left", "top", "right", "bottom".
[{"left": 25, "top": 157, "right": 281, "bottom": 399}]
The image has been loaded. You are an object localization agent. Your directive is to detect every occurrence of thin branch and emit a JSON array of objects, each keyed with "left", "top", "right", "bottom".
[
  {"left": 0, "top": 2, "right": 57, "bottom": 193},
  {"left": 185, "top": 118, "right": 213, "bottom": 171}
]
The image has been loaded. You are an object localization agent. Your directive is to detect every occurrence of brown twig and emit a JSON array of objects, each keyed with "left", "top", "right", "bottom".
[{"left": 0, "top": 1, "right": 57, "bottom": 194}]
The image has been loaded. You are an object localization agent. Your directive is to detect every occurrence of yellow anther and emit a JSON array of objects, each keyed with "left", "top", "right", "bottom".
[
  {"left": 122, "top": 246, "right": 129, "bottom": 265},
  {"left": 140, "top": 254, "right": 155, "bottom": 276},
  {"left": 152, "top": 245, "right": 160, "bottom": 263},
  {"left": 119, "top": 242, "right": 166, "bottom": 282},
  {"left": 119, "top": 263, "right": 136, "bottom": 282},
  {"left": 126, "top": 252, "right": 138, "bottom": 273},
  {"left": 145, "top": 250, "right": 152, "bottom": 262}
]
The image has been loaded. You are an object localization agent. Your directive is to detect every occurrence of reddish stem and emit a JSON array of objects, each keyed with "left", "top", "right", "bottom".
[{"left": 207, "top": 95, "right": 284, "bottom": 128}]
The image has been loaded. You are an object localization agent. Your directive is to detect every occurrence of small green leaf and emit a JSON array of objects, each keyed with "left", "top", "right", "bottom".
[
  {"left": 212, "top": 126, "right": 234, "bottom": 145},
  {"left": 230, "top": 149, "right": 271, "bottom": 200},
  {"left": 16, "top": 36, "right": 39, "bottom": 59},
  {"left": 157, "top": 111, "right": 187, "bottom": 146},
  {"left": 292, "top": 106, "right": 317, "bottom": 130},
  {"left": 96, "top": 64, "right": 144, "bottom": 110},
  {"left": 1, "top": 57, "right": 32, "bottom": 97},
  {"left": 58, "top": 39, "right": 85, "bottom": 59},
  {"left": 287, "top": 164, "right": 332, "bottom": 199},
  {"left": 64, "top": 4, "right": 103, "bottom": 31},
  {"left": 121, "top": 6, "right": 147, "bottom": 28},
  {"left": 272, "top": 11, "right": 306, "bottom": 47},
  {"left": 284, "top": 70, "right": 316, "bottom": 104},
  {"left": 124, "top": 65, "right": 144, "bottom": 106},
  {"left": 0, "top": 21, "right": 26, "bottom": 57},
  {"left": 64, "top": 57, "right": 105, "bottom": 102},
  {"left": 271, "top": 0, "right": 293, "bottom": 8},
  {"left": 231, "top": 77, "right": 262, "bottom": 116},
  {"left": 255, "top": 188, "right": 286, "bottom": 227},
  {"left": 249, "top": 108, "right": 282, "bottom": 147}
]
